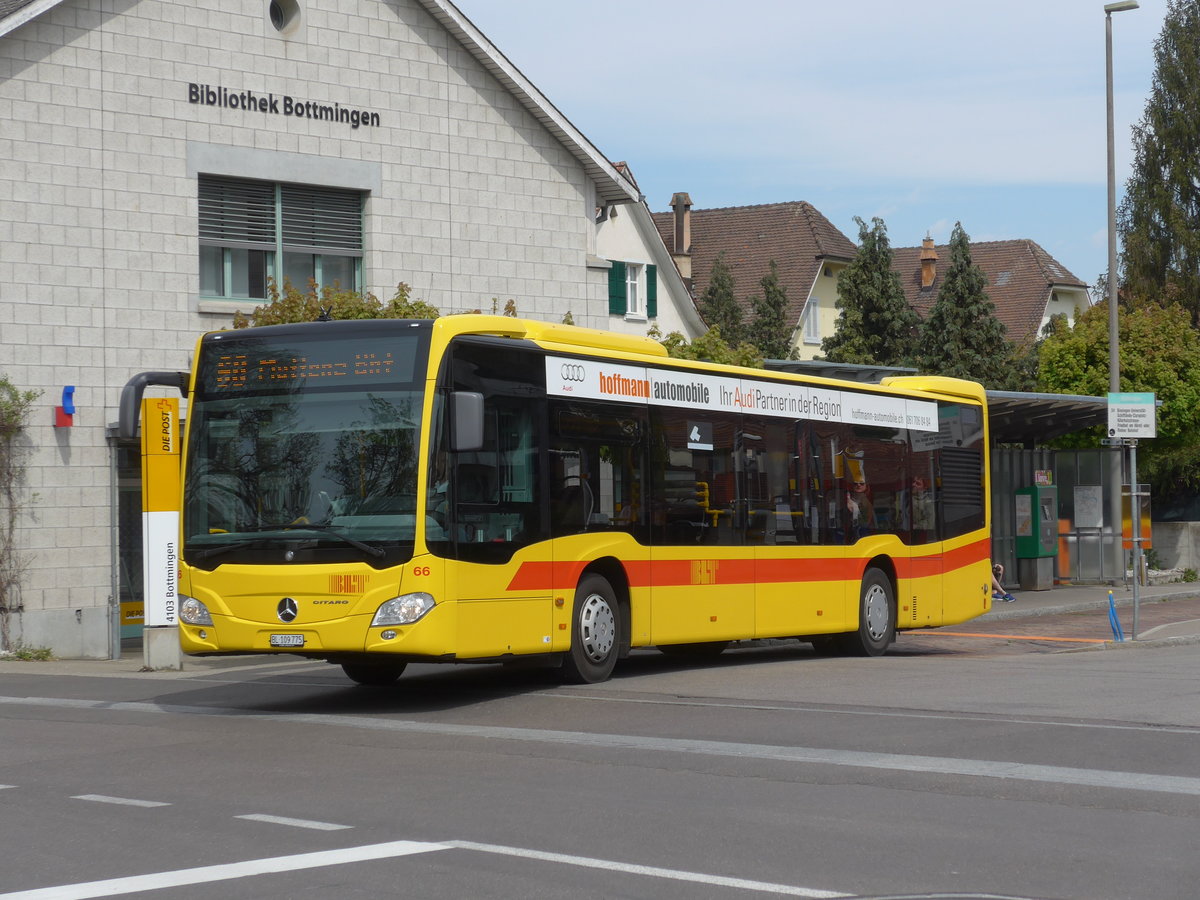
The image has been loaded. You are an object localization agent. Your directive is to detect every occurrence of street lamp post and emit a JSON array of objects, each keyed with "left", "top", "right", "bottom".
[
  {"left": 1106, "top": 0, "right": 1138, "bottom": 394},
  {"left": 1104, "top": 0, "right": 1138, "bottom": 611}
]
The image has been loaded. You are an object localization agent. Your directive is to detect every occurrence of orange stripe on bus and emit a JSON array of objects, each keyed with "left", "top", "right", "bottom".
[{"left": 505, "top": 537, "right": 991, "bottom": 592}]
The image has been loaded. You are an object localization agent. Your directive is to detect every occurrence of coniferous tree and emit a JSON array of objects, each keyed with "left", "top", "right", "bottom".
[
  {"left": 1118, "top": 0, "right": 1200, "bottom": 324},
  {"left": 747, "top": 260, "right": 792, "bottom": 359},
  {"left": 821, "top": 217, "right": 919, "bottom": 366},
  {"left": 698, "top": 252, "right": 744, "bottom": 346},
  {"left": 916, "top": 223, "right": 1011, "bottom": 386}
]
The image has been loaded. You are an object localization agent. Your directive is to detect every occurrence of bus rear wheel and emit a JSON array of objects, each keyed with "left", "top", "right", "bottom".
[
  {"left": 341, "top": 662, "right": 407, "bottom": 686},
  {"left": 562, "top": 574, "right": 619, "bottom": 684},
  {"left": 836, "top": 567, "right": 894, "bottom": 657}
]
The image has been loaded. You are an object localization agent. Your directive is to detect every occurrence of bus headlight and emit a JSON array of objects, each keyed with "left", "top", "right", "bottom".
[
  {"left": 371, "top": 592, "right": 435, "bottom": 627},
  {"left": 179, "top": 595, "right": 213, "bottom": 626}
]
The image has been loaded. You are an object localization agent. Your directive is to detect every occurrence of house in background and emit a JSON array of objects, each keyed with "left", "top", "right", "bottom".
[
  {"left": 597, "top": 165, "right": 705, "bottom": 340},
  {"left": 654, "top": 194, "right": 1092, "bottom": 356},
  {"left": 650, "top": 195, "right": 858, "bottom": 358},
  {"left": 893, "top": 236, "right": 1092, "bottom": 348}
]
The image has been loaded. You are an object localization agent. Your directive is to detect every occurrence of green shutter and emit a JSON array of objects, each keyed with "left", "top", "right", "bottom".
[
  {"left": 646, "top": 264, "right": 657, "bottom": 317},
  {"left": 608, "top": 260, "right": 627, "bottom": 315}
]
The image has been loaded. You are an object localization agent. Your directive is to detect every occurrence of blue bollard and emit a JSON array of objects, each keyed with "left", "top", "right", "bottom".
[{"left": 1107, "top": 590, "right": 1125, "bottom": 642}]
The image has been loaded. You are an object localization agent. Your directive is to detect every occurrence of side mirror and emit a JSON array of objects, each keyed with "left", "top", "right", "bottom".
[
  {"left": 118, "top": 371, "right": 189, "bottom": 440},
  {"left": 450, "top": 391, "right": 484, "bottom": 452}
]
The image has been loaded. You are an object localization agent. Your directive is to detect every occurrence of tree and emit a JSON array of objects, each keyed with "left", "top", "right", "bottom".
[
  {"left": 916, "top": 222, "right": 1012, "bottom": 387},
  {"left": 1038, "top": 301, "right": 1200, "bottom": 491},
  {"left": 1117, "top": 0, "right": 1200, "bottom": 324},
  {"left": 747, "top": 261, "right": 792, "bottom": 359},
  {"left": 649, "top": 325, "right": 763, "bottom": 369},
  {"left": 233, "top": 278, "right": 439, "bottom": 328},
  {"left": 821, "top": 217, "right": 919, "bottom": 366},
  {"left": 0, "top": 376, "right": 39, "bottom": 651},
  {"left": 697, "top": 253, "right": 744, "bottom": 346}
]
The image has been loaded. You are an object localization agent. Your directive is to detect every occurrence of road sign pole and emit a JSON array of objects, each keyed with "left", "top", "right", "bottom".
[
  {"left": 1129, "top": 439, "right": 1141, "bottom": 640},
  {"left": 1108, "top": 393, "right": 1155, "bottom": 612}
]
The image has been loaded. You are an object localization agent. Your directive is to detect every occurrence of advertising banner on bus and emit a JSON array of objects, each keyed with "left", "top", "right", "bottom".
[{"left": 546, "top": 357, "right": 938, "bottom": 433}]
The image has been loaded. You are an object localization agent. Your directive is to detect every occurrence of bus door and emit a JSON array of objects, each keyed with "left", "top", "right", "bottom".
[
  {"left": 822, "top": 422, "right": 926, "bottom": 632},
  {"left": 436, "top": 339, "right": 552, "bottom": 658},
  {"left": 931, "top": 402, "right": 988, "bottom": 624},
  {"left": 647, "top": 408, "right": 753, "bottom": 645},
  {"left": 546, "top": 399, "right": 650, "bottom": 641},
  {"left": 904, "top": 436, "right": 942, "bottom": 627},
  {"left": 752, "top": 421, "right": 850, "bottom": 636}
]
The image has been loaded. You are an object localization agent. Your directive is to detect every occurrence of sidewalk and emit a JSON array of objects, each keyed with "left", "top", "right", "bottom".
[
  {"left": 3, "top": 579, "right": 1199, "bottom": 677},
  {"left": 982, "top": 578, "right": 1200, "bottom": 645}
]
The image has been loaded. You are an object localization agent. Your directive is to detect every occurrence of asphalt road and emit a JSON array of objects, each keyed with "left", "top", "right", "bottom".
[{"left": 1, "top": 623, "right": 1198, "bottom": 900}]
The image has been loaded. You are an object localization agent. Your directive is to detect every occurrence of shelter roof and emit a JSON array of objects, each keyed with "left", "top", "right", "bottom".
[{"left": 985, "top": 390, "right": 1107, "bottom": 445}]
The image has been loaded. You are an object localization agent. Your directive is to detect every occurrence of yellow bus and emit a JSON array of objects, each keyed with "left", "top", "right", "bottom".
[{"left": 121, "top": 315, "right": 993, "bottom": 685}]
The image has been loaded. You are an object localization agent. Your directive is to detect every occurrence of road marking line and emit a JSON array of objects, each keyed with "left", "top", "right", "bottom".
[
  {"left": 554, "top": 692, "right": 1200, "bottom": 734},
  {"left": 71, "top": 794, "right": 170, "bottom": 808},
  {"left": 910, "top": 631, "right": 1109, "bottom": 644},
  {"left": 6, "top": 694, "right": 1200, "bottom": 797},
  {"left": 0, "top": 840, "right": 449, "bottom": 900},
  {"left": 235, "top": 813, "right": 352, "bottom": 830},
  {"left": 447, "top": 840, "right": 849, "bottom": 897}
]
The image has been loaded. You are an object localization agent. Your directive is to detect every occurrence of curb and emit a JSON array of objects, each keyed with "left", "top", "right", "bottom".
[{"left": 1059, "top": 633, "right": 1200, "bottom": 652}]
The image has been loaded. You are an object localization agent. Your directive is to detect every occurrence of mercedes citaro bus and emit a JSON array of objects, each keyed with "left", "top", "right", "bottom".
[{"left": 120, "top": 315, "right": 993, "bottom": 685}]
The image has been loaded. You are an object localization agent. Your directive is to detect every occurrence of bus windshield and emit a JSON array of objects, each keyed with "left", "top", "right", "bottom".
[{"left": 183, "top": 323, "right": 432, "bottom": 568}]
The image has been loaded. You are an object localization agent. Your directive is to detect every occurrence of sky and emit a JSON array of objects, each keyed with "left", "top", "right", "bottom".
[{"left": 458, "top": 0, "right": 1168, "bottom": 294}]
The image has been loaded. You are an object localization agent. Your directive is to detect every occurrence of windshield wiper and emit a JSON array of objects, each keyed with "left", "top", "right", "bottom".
[
  {"left": 245, "top": 523, "right": 387, "bottom": 559},
  {"left": 187, "top": 540, "right": 259, "bottom": 561}
]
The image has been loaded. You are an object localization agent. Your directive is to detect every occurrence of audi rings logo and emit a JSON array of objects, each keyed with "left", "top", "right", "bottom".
[
  {"left": 560, "top": 363, "right": 586, "bottom": 383},
  {"left": 277, "top": 597, "right": 299, "bottom": 623}
]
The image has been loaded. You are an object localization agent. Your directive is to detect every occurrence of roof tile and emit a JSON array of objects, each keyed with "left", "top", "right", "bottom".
[
  {"left": 650, "top": 201, "right": 857, "bottom": 325},
  {"left": 892, "top": 238, "right": 1088, "bottom": 346}
]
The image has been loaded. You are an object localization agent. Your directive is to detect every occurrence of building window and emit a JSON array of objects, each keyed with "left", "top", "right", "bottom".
[
  {"left": 803, "top": 298, "right": 820, "bottom": 344},
  {"left": 626, "top": 263, "right": 643, "bottom": 317},
  {"left": 607, "top": 261, "right": 657, "bottom": 319},
  {"left": 198, "top": 175, "right": 363, "bottom": 301}
]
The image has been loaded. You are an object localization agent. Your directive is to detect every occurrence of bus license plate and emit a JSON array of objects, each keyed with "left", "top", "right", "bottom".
[{"left": 270, "top": 634, "right": 305, "bottom": 648}]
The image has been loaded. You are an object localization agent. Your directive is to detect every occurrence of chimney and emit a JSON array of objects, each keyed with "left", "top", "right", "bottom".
[
  {"left": 920, "top": 234, "right": 938, "bottom": 288},
  {"left": 669, "top": 192, "right": 693, "bottom": 280}
]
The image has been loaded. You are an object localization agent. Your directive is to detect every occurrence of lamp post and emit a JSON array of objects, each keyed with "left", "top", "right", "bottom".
[
  {"left": 1106, "top": 0, "right": 1137, "bottom": 392},
  {"left": 1104, "top": 0, "right": 1138, "bottom": 612}
]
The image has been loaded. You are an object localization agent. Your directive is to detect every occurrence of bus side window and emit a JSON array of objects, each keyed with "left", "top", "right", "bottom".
[{"left": 547, "top": 399, "right": 646, "bottom": 539}]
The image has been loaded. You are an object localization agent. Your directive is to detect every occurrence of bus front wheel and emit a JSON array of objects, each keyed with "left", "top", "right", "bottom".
[
  {"left": 562, "top": 574, "right": 619, "bottom": 684},
  {"left": 341, "top": 662, "right": 407, "bottom": 686},
  {"left": 837, "top": 567, "right": 894, "bottom": 657}
]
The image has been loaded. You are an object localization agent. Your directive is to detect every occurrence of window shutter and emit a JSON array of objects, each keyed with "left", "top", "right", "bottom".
[
  {"left": 198, "top": 176, "right": 275, "bottom": 250},
  {"left": 281, "top": 185, "right": 363, "bottom": 256},
  {"left": 646, "top": 264, "right": 657, "bottom": 317},
  {"left": 608, "top": 260, "right": 627, "bottom": 315}
]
